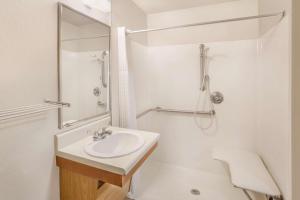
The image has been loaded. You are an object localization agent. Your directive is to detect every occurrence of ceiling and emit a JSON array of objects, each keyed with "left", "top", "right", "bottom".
[{"left": 131, "top": 0, "right": 238, "bottom": 14}]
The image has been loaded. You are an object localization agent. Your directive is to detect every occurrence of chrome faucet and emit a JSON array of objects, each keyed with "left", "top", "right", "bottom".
[{"left": 93, "top": 127, "right": 112, "bottom": 141}]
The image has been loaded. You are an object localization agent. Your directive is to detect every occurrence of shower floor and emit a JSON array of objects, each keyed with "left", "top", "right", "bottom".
[{"left": 135, "top": 161, "right": 248, "bottom": 200}]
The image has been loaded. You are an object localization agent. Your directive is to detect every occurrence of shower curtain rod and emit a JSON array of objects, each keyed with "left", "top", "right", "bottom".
[
  {"left": 62, "top": 34, "right": 110, "bottom": 42},
  {"left": 126, "top": 11, "right": 285, "bottom": 35}
]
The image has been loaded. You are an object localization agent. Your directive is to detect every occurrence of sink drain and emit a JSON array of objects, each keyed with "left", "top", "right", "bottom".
[{"left": 190, "top": 189, "right": 201, "bottom": 195}]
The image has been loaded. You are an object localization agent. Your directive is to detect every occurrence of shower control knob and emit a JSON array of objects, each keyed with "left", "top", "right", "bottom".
[
  {"left": 210, "top": 92, "right": 224, "bottom": 104},
  {"left": 93, "top": 87, "right": 101, "bottom": 96}
]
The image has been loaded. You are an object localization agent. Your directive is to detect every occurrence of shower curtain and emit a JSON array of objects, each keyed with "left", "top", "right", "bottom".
[
  {"left": 117, "top": 26, "right": 139, "bottom": 199},
  {"left": 117, "top": 27, "right": 137, "bottom": 128}
]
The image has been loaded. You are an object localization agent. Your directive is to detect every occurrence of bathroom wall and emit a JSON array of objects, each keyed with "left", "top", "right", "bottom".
[
  {"left": 111, "top": 0, "right": 148, "bottom": 126},
  {"left": 0, "top": 1, "right": 109, "bottom": 200},
  {"left": 256, "top": 0, "right": 292, "bottom": 199},
  {"left": 147, "top": 0, "right": 259, "bottom": 46}
]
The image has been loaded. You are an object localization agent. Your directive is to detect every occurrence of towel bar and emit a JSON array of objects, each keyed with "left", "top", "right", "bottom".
[{"left": 0, "top": 100, "right": 70, "bottom": 122}]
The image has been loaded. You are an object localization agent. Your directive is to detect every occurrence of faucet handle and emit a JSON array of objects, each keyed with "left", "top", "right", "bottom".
[
  {"left": 93, "top": 130, "right": 100, "bottom": 140},
  {"left": 102, "top": 127, "right": 112, "bottom": 135}
]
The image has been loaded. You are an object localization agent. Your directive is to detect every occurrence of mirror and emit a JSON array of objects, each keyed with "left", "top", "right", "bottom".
[{"left": 58, "top": 4, "right": 111, "bottom": 128}]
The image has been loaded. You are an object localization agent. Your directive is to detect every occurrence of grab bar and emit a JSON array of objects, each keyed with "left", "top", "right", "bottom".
[
  {"left": 101, "top": 51, "right": 109, "bottom": 88},
  {"left": 136, "top": 108, "right": 155, "bottom": 119},
  {"left": 137, "top": 106, "right": 215, "bottom": 119}
]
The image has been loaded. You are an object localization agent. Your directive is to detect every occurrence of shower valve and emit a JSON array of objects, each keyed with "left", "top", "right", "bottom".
[{"left": 210, "top": 92, "right": 224, "bottom": 104}]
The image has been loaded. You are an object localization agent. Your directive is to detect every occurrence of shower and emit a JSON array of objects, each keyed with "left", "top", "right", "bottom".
[{"left": 194, "top": 44, "right": 223, "bottom": 130}]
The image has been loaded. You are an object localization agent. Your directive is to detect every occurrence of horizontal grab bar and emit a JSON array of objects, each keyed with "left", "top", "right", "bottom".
[
  {"left": 136, "top": 108, "right": 156, "bottom": 119},
  {"left": 137, "top": 106, "right": 215, "bottom": 119}
]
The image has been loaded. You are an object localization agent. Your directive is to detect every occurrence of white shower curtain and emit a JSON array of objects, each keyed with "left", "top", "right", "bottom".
[
  {"left": 117, "top": 26, "right": 139, "bottom": 199},
  {"left": 117, "top": 27, "right": 137, "bottom": 129}
]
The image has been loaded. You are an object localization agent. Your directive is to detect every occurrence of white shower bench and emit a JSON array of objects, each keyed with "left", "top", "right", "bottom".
[{"left": 213, "top": 148, "right": 282, "bottom": 200}]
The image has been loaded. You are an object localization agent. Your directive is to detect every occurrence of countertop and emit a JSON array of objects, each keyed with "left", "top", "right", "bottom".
[{"left": 56, "top": 126, "right": 160, "bottom": 175}]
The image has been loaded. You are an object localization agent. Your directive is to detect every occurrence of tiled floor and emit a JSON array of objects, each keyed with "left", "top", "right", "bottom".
[{"left": 135, "top": 161, "right": 248, "bottom": 200}]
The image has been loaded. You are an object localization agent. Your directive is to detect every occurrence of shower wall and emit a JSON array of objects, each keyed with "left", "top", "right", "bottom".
[
  {"left": 128, "top": 0, "right": 292, "bottom": 199},
  {"left": 255, "top": 0, "right": 292, "bottom": 199},
  {"left": 136, "top": 40, "right": 259, "bottom": 174},
  {"left": 132, "top": 0, "right": 262, "bottom": 175}
]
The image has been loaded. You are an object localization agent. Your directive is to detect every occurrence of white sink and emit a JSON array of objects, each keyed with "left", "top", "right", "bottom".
[{"left": 84, "top": 131, "right": 145, "bottom": 158}]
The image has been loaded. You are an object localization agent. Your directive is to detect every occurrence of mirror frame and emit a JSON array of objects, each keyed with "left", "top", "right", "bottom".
[{"left": 57, "top": 3, "right": 111, "bottom": 129}]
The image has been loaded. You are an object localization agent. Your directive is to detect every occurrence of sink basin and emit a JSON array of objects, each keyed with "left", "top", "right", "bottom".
[{"left": 84, "top": 131, "right": 145, "bottom": 158}]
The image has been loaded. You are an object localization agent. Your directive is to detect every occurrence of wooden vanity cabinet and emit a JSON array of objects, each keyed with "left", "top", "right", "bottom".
[{"left": 56, "top": 143, "right": 158, "bottom": 200}]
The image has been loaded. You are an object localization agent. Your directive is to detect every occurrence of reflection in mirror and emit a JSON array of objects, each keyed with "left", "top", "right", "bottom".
[{"left": 59, "top": 4, "right": 110, "bottom": 128}]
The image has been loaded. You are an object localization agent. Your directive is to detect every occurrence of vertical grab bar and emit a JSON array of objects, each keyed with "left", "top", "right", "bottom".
[
  {"left": 101, "top": 51, "right": 109, "bottom": 88},
  {"left": 200, "top": 44, "right": 206, "bottom": 91}
]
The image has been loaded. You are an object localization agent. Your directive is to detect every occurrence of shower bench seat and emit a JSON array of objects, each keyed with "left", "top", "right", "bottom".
[{"left": 213, "top": 148, "right": 282, "bottom": 200}]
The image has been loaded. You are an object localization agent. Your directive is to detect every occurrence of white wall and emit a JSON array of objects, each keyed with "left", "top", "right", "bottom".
[
  {"left": 0, "top": 1, "right": 109, "bottom": 199},
  {"left": 130, "top": 42, "right": 152, "bottom": 116},
  {"left": 147, "top": 0, "right": 259, "bottom": 46},
  {"left": 0, "top": 1, "right": 59, "bottom": 199},
  {"left": 138, "top": 40, "right": 259, "bottom": 174},
  {"left": 256, "top": 0, "right": 292, "bottom": 199}
]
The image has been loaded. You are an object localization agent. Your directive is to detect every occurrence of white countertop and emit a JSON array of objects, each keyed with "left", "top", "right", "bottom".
[{"left": 56, "top": 126, "right": 160, "bottom": 175}]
